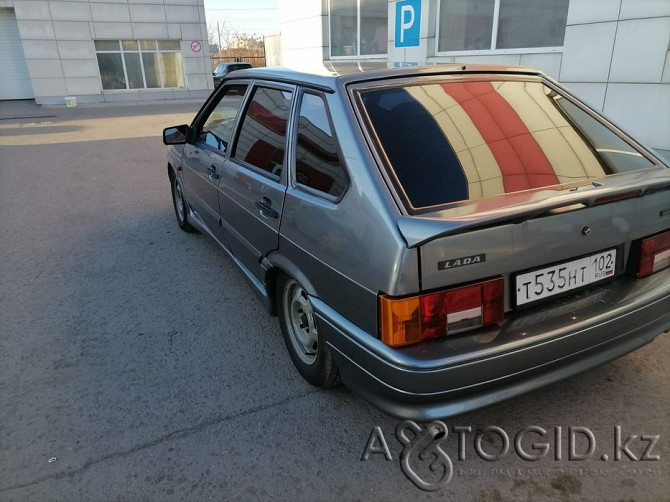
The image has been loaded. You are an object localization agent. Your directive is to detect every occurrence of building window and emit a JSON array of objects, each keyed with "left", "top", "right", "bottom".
[
  {"left": 329, "top": 0, "right": 387, "bottom": 57},
  {"left": 438, "top": 0, "right": 569, "bottom": 53},
  {"left": 94, "top": 40, "right": 184, "bottom": 90}
]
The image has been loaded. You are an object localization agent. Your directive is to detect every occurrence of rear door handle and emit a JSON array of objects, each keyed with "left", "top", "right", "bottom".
[
  {"left": 255, "top": 197, "right": 278, "bottom": 218},
  {"left": 208, "top": 164, "right": 220, "bottom": 180}
]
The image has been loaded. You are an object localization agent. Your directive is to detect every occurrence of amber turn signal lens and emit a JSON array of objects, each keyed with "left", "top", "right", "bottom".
[
  {"left": 379, "top": 277, "right": 505, "bottom": 347},
  {"left": 380, "top": 295, "right": 421, "bottom": 347}
]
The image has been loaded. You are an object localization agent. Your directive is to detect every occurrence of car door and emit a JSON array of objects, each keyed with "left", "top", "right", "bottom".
[
  {"left": 218, "top": 82, "right": 294, "bottom": 280},
  {"left": 182, "top": 83, "right": 249, "bottom": 237}
]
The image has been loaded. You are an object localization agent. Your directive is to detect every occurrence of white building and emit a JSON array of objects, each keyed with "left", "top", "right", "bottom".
[
  {"left": 0, "top": 0, "right": 213, "bottom": 105},
  {"left": 278, "top": 0, "right": 670, "bottom": 153}
]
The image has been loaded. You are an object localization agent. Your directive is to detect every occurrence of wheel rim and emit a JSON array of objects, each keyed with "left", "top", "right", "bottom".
[
  {"left": 283, "top": 279, "right": 318, "bottom": 366},
  {"left": 174, "top": 179, "right": 185, "bottom": 222}
]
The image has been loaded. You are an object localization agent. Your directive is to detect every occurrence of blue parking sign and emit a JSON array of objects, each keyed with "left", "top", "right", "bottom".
[{"left": 395, "top": 0, "right": 421, "bottom": 48}]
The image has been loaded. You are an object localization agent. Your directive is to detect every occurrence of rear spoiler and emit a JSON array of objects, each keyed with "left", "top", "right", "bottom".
[{"left": 398, "top": 168, "right": 670, "bottom": 248}]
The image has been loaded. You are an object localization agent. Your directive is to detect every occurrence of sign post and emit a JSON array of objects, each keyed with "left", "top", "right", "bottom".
[{"left": 394, "top": 0, "right": 421, "bottom": 48}]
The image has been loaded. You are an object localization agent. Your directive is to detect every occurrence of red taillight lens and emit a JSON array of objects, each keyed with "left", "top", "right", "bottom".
[
  {"left": 482, "top": 277, "right": 505, "bottom": 325},
  {"left": 637, "top": 230, "right": 670, "bottom": 278},
  {"left": 419, "top": 292, "right": 447, "bottom": 340},
  {"left": 380, "top": 277, "right": 504, "bottom": 347}
]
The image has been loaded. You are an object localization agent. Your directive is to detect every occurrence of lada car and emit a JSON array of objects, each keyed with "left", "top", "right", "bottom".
[{"left": 163, "top": 65, "right": 670, "bottom": 420}]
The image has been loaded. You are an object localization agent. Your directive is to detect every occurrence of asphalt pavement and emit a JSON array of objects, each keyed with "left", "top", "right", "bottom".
[{"left": 0, "top": 98, "right": 668, "bottom": 501}]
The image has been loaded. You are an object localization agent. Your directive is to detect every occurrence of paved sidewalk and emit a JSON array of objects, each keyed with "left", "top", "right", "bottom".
[
  {"left": 0, "top": 98, "right": 203, "bottom": 122},
  {"left": 0, "top": 99, "right": 52, "bottom": 121},
  {"left": 0, "top": 99, "right": 201, "bottom": 147}
]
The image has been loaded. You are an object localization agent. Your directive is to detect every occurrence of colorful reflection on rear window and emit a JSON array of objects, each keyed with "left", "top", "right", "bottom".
[{"left": 360, "top": 80, "right": 653, "bottom": 209}]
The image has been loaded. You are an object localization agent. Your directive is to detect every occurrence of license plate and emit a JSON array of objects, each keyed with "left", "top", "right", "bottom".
[{"left": 515, "top": 249, "right": 616, "bottom": 307}]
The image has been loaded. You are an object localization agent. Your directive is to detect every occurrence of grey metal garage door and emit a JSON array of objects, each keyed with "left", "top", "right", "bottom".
[{"left": 0, "top": 8, "right": 34, "bottom": 100}]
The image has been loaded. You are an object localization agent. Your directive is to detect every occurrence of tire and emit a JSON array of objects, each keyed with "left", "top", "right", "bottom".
[
  {"left": 277, "top": 273, "right": 339, "bottom": 388},
  {"left": 171, "top": 174, "right": 197, "bottom": 233}
]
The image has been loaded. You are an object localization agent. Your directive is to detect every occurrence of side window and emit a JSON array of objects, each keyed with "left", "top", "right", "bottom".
[
  {"left": 294, "top": 93, "right": 348, "bottom": 198},
  {"left": 232, "top": 86, "right": 292, "bottom": 176},
  {"left": 199, "top": 84, "right": 248, "bottom": 153}
]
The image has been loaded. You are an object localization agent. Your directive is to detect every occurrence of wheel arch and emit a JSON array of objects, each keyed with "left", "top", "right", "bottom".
[{"left": 263, "top": 253, "right": 320, "bottom": 318}]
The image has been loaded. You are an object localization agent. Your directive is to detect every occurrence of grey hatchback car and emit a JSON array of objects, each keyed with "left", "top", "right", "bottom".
[{"left": 163, "top": 65, "right": 670, "bottom": 420}]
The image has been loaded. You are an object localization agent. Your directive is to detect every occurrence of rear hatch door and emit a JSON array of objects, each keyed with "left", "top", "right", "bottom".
[{"left": 403, "top": 169, "right": 670, "bottom": 309}]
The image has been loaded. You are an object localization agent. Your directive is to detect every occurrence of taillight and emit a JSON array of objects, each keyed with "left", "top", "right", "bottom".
[
  {"left": 636, "top": 230, "right": 670, "bottom": 278},
  {"left": 379, "top": 277, "right": 504, "bottom": 347}
]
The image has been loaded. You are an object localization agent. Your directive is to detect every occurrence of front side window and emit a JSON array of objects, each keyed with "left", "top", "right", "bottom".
[
  {"left": 199, "top": 84, "right": 248, "bottom": 153},
  {"left": 359, "top": 79, "right": 655, "bottom": 209},
  {"left": 330, "top": 0, "right": 388, "bottom": 57},
  {"left": 94, "top": 39, "right": 184, "bottom": 90},
  {"left": 438, "top": 0, "right": 569, "bottom": 53},
  {"left": 232, "top": 86, "right": 293, "bottom": 176},
  {"left": 294, "top": 93, "right": 348, "bottom": 198}
]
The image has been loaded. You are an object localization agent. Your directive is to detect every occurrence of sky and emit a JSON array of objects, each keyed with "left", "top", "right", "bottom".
[{"left": 204, "top": 0, "right": 281, "bottom": 39}]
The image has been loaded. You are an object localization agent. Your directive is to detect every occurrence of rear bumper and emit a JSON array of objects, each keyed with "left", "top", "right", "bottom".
[{"left": 315, "top": 271, "right": 670, "bottom": 421}]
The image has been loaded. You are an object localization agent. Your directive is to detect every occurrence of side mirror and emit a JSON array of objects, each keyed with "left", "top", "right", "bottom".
[{"left": 163, "top": 124, "right": 189, "bottom": 145}]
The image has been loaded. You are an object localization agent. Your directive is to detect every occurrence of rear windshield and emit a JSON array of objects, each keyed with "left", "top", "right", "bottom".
[{"left": 359, "top": 79, "right": 655, "bottom": 209}]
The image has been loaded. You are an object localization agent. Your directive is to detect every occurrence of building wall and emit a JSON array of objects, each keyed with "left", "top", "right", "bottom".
[
  {"left": 263, "top": 33, "right": 282, "bottom": 67},
  {"left": 560, "top": 0, "right": 670, "bottom": 153},
  {"left": 278, "top": 0, "right": 670, "bottom": 152},
  {"left": 277, "top": 0, "right": 327, "bottom": 72},
  {"left": 0, "top": 0, "right": 213, "bottom": 104},
  {"left": 420, "top": 0, "right": 670, "bottom": 152}
]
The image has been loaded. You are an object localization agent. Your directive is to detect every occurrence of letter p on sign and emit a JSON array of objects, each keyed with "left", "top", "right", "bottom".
[{"left": 395, "top": 0, "right": 421, "bottom": 48}]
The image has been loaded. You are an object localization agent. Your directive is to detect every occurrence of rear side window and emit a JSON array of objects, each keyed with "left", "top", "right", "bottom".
[
  {"left": 294, "top": 93, "right": 348, "bottom": 198},
  {"left": 233, "top": 86, "right": 293, "bottom": 176},
  {"left": 359, "top": 80, "right": 655, "bottom": 209}
]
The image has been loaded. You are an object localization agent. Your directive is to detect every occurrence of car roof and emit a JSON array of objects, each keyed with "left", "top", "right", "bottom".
[
  {"left": 227, "top": 63, "right": 547, "bottom": 93},
  {"left": 216, "top": 62, "right": 251, "bottom": 67}
]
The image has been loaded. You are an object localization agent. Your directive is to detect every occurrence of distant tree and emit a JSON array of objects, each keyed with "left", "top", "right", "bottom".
[
  {"left": 207, "top": 20, "right": 266, "bottom": 54},
  {"left": 231, "top": 34, "right": 264, "bottom": 51},
  {"left": 207, "top": 21, "right": 240, "bottom": 52}
]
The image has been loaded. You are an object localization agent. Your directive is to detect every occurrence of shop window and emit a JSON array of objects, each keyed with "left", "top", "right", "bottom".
[
  {"left": 330, "top": 0, "right": 388, "bottom": 57},
  {"left": 94, "top": 39, "right": 185, "bottom": 90},
  {"left": 438, "top": 0, "right": 569, "bottom": 53}
]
